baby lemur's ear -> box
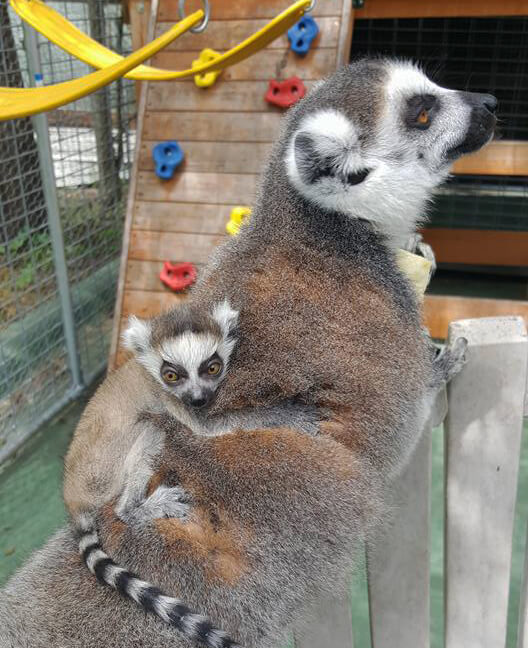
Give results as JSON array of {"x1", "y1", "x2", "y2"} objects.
[
  {"x1": 289, "y1": 109, "x2": 371, "y2": 187},
  {"x1": 212, "y1": 299, "x2": 239, "y2": 338},
  {"x1": 122, "y1": 315, "x2": 151, "y2": 354}
]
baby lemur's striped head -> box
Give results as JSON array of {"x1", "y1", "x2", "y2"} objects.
[{"x1": 123, "y1": 300, "x2": 238, "y2": 410}]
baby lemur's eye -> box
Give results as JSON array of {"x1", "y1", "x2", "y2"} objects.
[
  {"x1": 207, "y1": 360, "x2": 223, "y2": 376},
  {"x1": 417, "y1": 110, "x2": 429, "y2": 125},
  {"x1": 161, "y1": 364, "x2": 182, "y2": 384}
]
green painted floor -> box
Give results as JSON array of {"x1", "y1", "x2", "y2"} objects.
[{"x1": 0, "y1": 390, "x2": 526, "y2": 647}]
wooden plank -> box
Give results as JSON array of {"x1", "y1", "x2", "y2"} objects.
[
  {"x1": 452, "y1": 141, "x2": 528, "y2": 177},
  {"x1": 139, "y1": 141, "x2": 272, "y2": 174},
  {"x1": 519, "y1": 521, "x2": 528, "y2": 648},
  {"x1": 424, "y1": 295, "x2": 528, "y2": 340},
  {"x1": 294, "y1": 594, "x2": 354, "y2": 648},
  {"x1": 422, "y1": 229, "x2": 528, "y2": 267},
  {"x1": 152, "y1": 48, "x2": 337, "y2": 81},
  {"x1": 129, "y1": 230, "x2": 224, "y2": 262},
  {"x1": 444, "y1": 316, "x2": 527, "y2": 648},
  {"x1": 354, "y1": 0, "x2": 528, "y2": 19},
  {"x1": 159, "y1": 0, "x2": 343, "y2": 21},
  {"x1": 147, "y1": 80, "x2": 316, "y2": 112},
  {"x1": 367, "y1": 421, "x2": 432, "y2": 648},
  {"x1": 155, "y1": 17, "x2": 341, "y2": 51},
  {"x1": 136, "y1": 171, "x2": 258, "y2": 204},
  {"x1": 134, "y1": 201, "x2": 231, "y2": 233},
  {"x1": 143, "y1": 111, "x2": 282, "y2": 142},
  {"x1": 122, "y1": 288, "x2": 185, "y2": 318},
  {"x1": 336, "y1": 0, "x2": 354, "y2": 66}
]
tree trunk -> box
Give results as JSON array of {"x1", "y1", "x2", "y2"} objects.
[{"x1": 0, "y1": 1, "x2": 47, "y2": 244}]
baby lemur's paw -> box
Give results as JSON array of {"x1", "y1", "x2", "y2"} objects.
[
  {"x1": 404, "y1": 233, "x2": 437, "y2": 276},
  {"x1": 120, "y1": 485, "x2": 192, "y2": 526},
  {"x1": 433, "y1": 336, "x2": 468, "y2": 385}
]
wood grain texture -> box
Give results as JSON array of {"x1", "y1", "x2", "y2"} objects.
[
  {"x1": 444, "y1": 317, "x2": 527, "y2": 648},
  {"x1": 139, "y1": 141, "x2": 272, "y2": 174},
  {"x1": 147, "y1": 80, "x2": 316, "y2": 112},
  {"x1": 129, "y1": 230, "x2": 224, "y2": 262},
  {"x1": 155, "y1": 17, "x2": 341, "y2": 51},
  {"x1": 367, "y1": 426, "x2": 431, "y2": 648},
  {"x1": 152, "y1": 48, "x2": 337, "y2": 81},
  {"x1": 122, "y1": 288, "x2": 185, "y2": 318},
  {"x1": 452, "y1": 141, "x2": 528, "y2": 177},
  {"x1": 143, "y1": 111, "x2": 282, "y2": 142},
  {"x1": 134, "y1": 201, "x2": 232, "y2": 233},
  {"x1": 424, "y1": 295, "x2": 528, "y2": 340},
  {"x1": 421, "y1": 229, "x2": 528, "y2": 267},
  {"x1": 354, "y1": 0, "x2": 528, "y2": 18},
  {"x1": 159, "y1": 0, "x2": 343, "y2": 21},
  {"x1": 136, "y1": 171, "x2": 258, "y2": 204}
]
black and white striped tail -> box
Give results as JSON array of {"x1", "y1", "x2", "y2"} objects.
[{"x1": 76, "y1": 517, "x2": 239, "y2": 648}]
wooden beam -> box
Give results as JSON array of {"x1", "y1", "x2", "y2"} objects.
[
  {"x1": 452, "y1": 141, "x2": 528, "y2": 177},
  {"x1": 155, "y1": 17, "x2": 341, "y2": 51},
  {"x1": 354, "y1": 0, "x2": 528, "y2": 19},
  {"x1": 143, "y1": 111, "x2": 282, "y2": 142},
  {"x1": 423, "y1": 295, "x2": 528, "y2": 340},
  {"x1": 159, "y1": 0, "x2": 343, "y2": 21},
  {"x1": 152, "y1": 48, "x2": 336, "y2": 81},
  {"x1": 421, "y1": 229, "x2": 528, "y2": 267}
]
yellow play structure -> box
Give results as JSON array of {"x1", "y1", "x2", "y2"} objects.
[{"x1": 0, "y1": 0, "x2": 314, "y2": 120}]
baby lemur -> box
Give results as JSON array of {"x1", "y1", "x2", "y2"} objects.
[
  {"x1": 1, "y1": 58, "x2": 495, "y2": 648},
  {"x1": 63, "y1": 299, "x2": 320, "y2": 648}
]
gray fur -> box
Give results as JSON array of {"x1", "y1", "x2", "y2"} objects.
[{"x1": 0, "y1": 58, "x2": 494, "y2": 648}]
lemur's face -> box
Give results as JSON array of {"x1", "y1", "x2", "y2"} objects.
[
  {"x1": 285, "y1": 59, "x2": 497, "y2": 244},
  {"x1": 123, "y1": 300, "x2": 238, "y2": 410}
]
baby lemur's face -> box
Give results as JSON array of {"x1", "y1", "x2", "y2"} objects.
[{"x1": 123, "y1": 300, "x2": 238, "y2": 410}]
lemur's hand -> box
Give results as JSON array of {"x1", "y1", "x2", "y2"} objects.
[{"x1": 432, "y1": 336, "x2": 468, "y2": 386}]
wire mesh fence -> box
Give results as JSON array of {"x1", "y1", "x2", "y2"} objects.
[{"x1": 0, "y1": 0, "x2": 136, "y2": 463}]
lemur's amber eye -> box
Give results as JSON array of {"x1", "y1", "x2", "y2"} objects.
[
  {"x1": 162, "y1": 367, "x2": 180, "y2": 383},
  {"x1": 417, "y1": 110, "x2": 429, "y2": 125},
  {"x1": 207, "y1": 361, "x2": 222, "y2": 376}
]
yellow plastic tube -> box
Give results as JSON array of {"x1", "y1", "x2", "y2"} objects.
[
  {"x1": 0, "y1": 11, "x2": 203, "y2": 121},
  {"x1": 9, "y1": 0, "x2": 312, "y2": 81}
]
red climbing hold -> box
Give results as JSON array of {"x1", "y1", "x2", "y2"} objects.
[
  {"x1": 159, "y1": 261, "x2": 197, "y2": 292},
  {"x1": 265, "y1": 76, "x2": 306, "y2": 109}
]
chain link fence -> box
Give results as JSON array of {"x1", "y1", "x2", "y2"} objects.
[{"x1": 0, "y1": 0, "x2": 136, "y2": 463}]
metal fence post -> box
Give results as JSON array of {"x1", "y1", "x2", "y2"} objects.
[{"x1": 22, "y1": 23, "x2": 83, "y2": 391}]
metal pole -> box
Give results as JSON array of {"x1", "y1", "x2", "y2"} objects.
[{"x1": 22, "y1": 23, "x2": 84, "y2": 390}]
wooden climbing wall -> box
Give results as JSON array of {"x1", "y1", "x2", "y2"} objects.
[
  {"x1": 112, "y1": 0, "x2": 528, "y2": 367},
  {"x1": 110, "y1": 0, "x2": 353, "y2": 368}
]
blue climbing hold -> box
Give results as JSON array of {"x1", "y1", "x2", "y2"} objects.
[
  {"x1": 287, "y1": 15, "x2": 319, "y2": 56},
  {"x1": 153, "y1": 141, "x2": 184, "y2": 180}
]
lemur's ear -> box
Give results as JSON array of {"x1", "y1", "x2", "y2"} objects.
[
  {"x1": 291, "y1": 109, "x2": 370, "y2": 186},
  {"x1": 122, "y1": 315, "x2": 151, "y2": 354},
  {"x1": 212, "y1": 299, "x2": 239, "y2": 338}
]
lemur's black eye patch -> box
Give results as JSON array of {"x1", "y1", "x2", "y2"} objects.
[{"x1": 405, "y1": 94, "x2": 438, "y2": 130}]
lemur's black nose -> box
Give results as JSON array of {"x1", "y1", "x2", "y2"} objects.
[
  {"x1": 190, "y1": 397, "x2": 207, "y2": 408},
  {"x1": 482, "y1": 94, "x2": 498, "y2": 114}
]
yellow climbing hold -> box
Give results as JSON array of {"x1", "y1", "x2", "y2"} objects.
[
  {"x1": 226, "y1": 207, "x2": 252, "y2": 236},
  {"x1": 193, "y1": 49, "x2": 223, "y2": 88}
]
